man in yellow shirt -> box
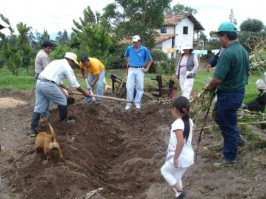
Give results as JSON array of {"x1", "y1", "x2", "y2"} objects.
[{"x1": 80, "y1": 57, "x2": 105, "y2": 104}]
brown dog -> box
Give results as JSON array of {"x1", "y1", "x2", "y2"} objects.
[{"x1": 35, "y1": 123, "x2": 63, "y2": 160}]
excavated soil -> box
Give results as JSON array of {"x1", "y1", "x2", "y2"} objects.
[{"x1": 0, "y1": 89, "x2": 266, "y2": 199}]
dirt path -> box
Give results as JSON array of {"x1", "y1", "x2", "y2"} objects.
[{"x1": 0, "y1": 89, "x2": 266, "y2": 199}]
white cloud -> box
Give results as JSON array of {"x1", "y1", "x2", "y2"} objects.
[{"x1": 1, "y1": 0, "x2": 265, "y2": 36}]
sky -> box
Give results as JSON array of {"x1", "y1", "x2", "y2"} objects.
[{"x1": 0, "y1": 0, "x2": 265, "y2": 37}]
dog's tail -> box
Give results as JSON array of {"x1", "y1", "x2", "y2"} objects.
[{"x1": 48, "y1": 123, "x2": 56, "y2": 141}]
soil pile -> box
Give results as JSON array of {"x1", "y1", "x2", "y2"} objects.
[{"x1": 1, "y1": 90, "x2": 266, "y2": 199}]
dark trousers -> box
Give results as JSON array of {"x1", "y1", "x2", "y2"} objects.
[{"x1": 216, "y1": 89, "x2": 245, "y2": 161}]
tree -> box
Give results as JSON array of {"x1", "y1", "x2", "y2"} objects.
[
  {"x1": 240, "y1": 18, "x2": 264, "y2": 32},
  {"x1": 165, "y1": 3, "x2": 197, "y2": 15},
  {"x1": 55, "y1": 30, "x2": 69, "y2": 45},
  {"x1": 0, "y1": 22, "x2": 32, "y2": 75},
  {"x1": 70, "y1": 6, "x2": 112, "y2": 62},
  {"x1": 102, "y1": 0, "x2": 171, "y2": 48},
  {"x1": 229, "y1": 9, "x2": 237, "y2": 25}
]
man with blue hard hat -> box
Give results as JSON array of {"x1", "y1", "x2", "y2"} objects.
[{"x1": 205, "y1": 22, "x2": 250, "y2": 166}]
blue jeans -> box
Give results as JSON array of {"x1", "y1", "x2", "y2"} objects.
[
  {"x1": 35, "y1": 75, "x2": 50, "y2": 115},
  {"x1": 216, "y1": 89, "x2": 245, "y2": 161},
  {"x1": 34, "y1": 80, "x2": 67, "y2": 113},
  {"x1": 85, "y1": 71, "x2": 105, "y2": 104}
]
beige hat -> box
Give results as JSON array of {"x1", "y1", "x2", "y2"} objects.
[
  {"x1": 64, "y1": 52, "x2": 79, "y2": 65},
  {"x1": 182, "y1": 42, "x2": 193, "y2": 50},
  {"x1": 132, "y1": 35, "x2": 141, "y2": 42}
]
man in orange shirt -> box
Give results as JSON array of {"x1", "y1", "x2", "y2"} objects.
[{"x1": 80, "y1": 57, "x2": 105, "y2": 104}]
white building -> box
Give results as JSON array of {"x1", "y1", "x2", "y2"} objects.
[{"x1": 155, "y1": 14, "x2": 205, "y2": 58}]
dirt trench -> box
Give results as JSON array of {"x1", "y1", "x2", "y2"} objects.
[{"x1": 1, "y1": 89, "x2": 266, "y2": 199}]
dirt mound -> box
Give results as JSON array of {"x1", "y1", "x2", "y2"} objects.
[
  {"x1": 1, "y1": 90, "x2": 266, "y2": 199},
  {"x1": 2, "y1": 99, "x2": 172, "y2": 199}
]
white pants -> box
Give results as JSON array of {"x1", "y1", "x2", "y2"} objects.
[
  {"x1": 126, "y1": 68, "x2": 144, "y2": 107},
  {"x1": 161, "y1": 160, "x2": 187, "y2": 187},
  {"x1": 179, "y1": 71, "x2": 194, "y2": 100}
]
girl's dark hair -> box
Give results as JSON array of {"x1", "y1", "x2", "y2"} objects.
[{"x1": 172, "y1": 96, "x2": 190, "y2": 141}]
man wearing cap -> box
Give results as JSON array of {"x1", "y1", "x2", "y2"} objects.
[
  {"x1": 124, "y1": 35, "x2": 153, "y2": 110},
  {"x1": 205, "y1": 22, "x2": 250, "y2": 166},
  {"x1": 79, "y1": 57, "x2": 105, "y2": 104},
  {"x1": 30, "y1": 52, "x2": 90, "y2": 137},
  {"x1": 176, "y1": 42, "x2": 199, "y2": 99}
]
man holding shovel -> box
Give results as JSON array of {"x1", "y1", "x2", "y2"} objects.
[
  {"x1": 79, "y1": 57, "x2": 105, "y2": 104},
  {"x1": 31, "y1": 52, "x2": 90, "y2": 137}
]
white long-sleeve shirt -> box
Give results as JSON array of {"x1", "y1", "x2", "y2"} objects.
[{"x1": 39, "y1": 59, "x2": 80, "y2": 88}]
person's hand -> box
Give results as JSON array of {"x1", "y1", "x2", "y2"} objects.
[
  {"x1": 174, "y1": 158, "x2": 179, "y2": 168},
  {"x1": 87, "y1": 84, "x2": 92, "y2": 90},
  {"x1": 142, "y1": 68, "x2": 149, "y2": 73},
  {"x1": 66, "y1": 88, "x2": 73, "y2": 95},
  {"x1": 83, "y1": 91, "x2": 90, "y2": 97},
  {"x1": 186, "y1": 73, "x2": 193, "y2": 78},
  {"x1": 206, "y1": 64, "x2": 211, "y2": 72}
]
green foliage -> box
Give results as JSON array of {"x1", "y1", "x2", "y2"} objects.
[
  {"x1": 165, "y1": 3, "x2": 197, "y2": 15},
  {"x1": 70, "y1": 6, "x2": 112, "y2": 63},
  {"x1": 0, "y1": 22, "x2": 32, "y2": 76},
  {"x1": 238, "y1": 31, "x2": 266, "y2": 52},
  {"x1": 55, "y1": 30, "x2": 69, "y2": 45},
  {"x1": 103, "y1": 0, "x2": 171, "y2": 48},
  {"x1": 50, "y1": 44, "x2": 73, "y2": 60},
  {"x1": 240, "y1": 18, "x2": 264, "y2": 32},
  {"x1": 150, "y1": 49, "x2": 176, "y2": 75}
]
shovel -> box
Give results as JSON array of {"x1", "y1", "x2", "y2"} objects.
[{"x1": 85, "y1": 80, "x2": 96, "y2": 102}]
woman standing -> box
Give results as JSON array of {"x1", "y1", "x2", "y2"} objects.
[{"x1": 176, "y1": 43, "x2": 199, "y2": 99}]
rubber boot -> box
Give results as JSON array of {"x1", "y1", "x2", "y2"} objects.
[
  {"x1": 58, "y1": 105, "x2": 68, "y2": 122},
  {"x1": 31, "y1": 112, "x2": 41, "y2": 135}
]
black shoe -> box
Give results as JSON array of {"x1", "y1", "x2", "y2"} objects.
[
  {"x1": 213, "y1": 159, "x2": 236, "y2": 167},
  {"x1": 175, "y1": 190, "x2": 187, "y2": 199}
]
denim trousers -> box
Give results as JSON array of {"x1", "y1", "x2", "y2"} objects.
[
  {"x1": 126, "y1": 68, "x2": 144, "y2": 107},
  {"x1": 85, "y1": 71, "x2": 105, "y2": 104},
  {"x1": 34, "y1": 80, "x2": 67, "y2": 113},
  {"x1": 216, "y1": 89, "x2": 245, "y2": 161}
]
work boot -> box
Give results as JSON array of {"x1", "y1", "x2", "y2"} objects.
[
  {"x1": 58, "y1": 105, "x2": 68, "y2": 122},
  {"x1": 31, "y1": 112, "x2": 41, "y2": 136},
  {"x1": 58, "y1": 105, "x2": 75, "y2": 123}
]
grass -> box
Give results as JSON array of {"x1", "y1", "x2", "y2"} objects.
[{"x1": 0, "y1": 66, "x2": 263, "y2": 104}]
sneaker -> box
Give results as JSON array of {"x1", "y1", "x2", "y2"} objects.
[
  {"x1": 135, "y1": 104, "x2": 141, "y2": 109},
  {"x1": 125, "y1": 105, "x2": 131, "y2": 110},
  {"x1": 213, "y1": 159, "x2": 236, "y2": 167},
  {"x1": 30, "y1": 133, "x2": 37, "y2": 137}
]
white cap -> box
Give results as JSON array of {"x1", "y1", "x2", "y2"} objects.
[
  {"x1": 182, "y1": 42, "x2": 193, "y2": 50},
  {"x1": 64, "y1": 52, "x2": 79, "y2": 65},
  {"x1": 256, "y1": 79, "x2": 266, "y2": 90},
  {"x1": 132, "y1": 35, "x2": 141, "y2": 42}
]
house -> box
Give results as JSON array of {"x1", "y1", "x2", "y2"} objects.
[{"x1": 155, "y1": 14, "x2": 205, "y2": 58}]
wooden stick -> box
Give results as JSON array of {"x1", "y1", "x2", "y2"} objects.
[
  {"x1": 195, "y1": 120, "x2": 266, "y2": 131},
  {"x1": 117, "y1": 67, "x2": 128, "y2": 94},
  {"x1": 72, "y1": 91, "x2": 133, "y2": 103}
]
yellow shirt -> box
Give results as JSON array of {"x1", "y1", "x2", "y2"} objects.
[{"x1": 79, "y1": 57, "x2": 105, "y2": 75}]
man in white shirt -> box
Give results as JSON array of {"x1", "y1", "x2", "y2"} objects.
[{"x1": 31, "y1": 52, "x2": 90, "y2": 137}]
